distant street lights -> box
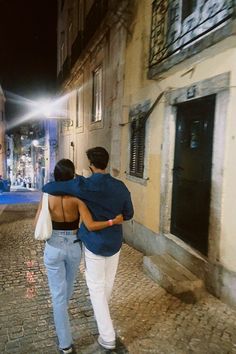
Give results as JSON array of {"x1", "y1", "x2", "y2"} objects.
[
  {"x1": 31, "y1": 96, "x2": 74, "y2": 185},
  {"x1": 32, "y1": 139, "x2": 47, "y2": 150}
]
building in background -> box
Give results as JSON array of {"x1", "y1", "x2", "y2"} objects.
[
  {"x1": 6, "y1": 134, "x2": 13, "y2": 182},
  {"x1": 0, "y1": 85, "x2": 6, "y2": 178},
  {"x1": 7, "y1": 122, "x2": 46, "y2": 189},
  {"x1": 56, "y1": 0, "x2": 131, "y2": 175},
  {"x1": 43, "y1": 119, "x2": 58, "y2": 183}
]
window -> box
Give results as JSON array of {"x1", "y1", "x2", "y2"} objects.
[
  {"x1": 61, "y1": 43, "x2": 65, "y2": 66},
  {"x1": 68, "y1": 6, "x2": 74, "y2": 53},
  {"x1": 78, "y1": 0, "x2": 84, "y2": 31},
  {"x1": 61, "y1": 0, "x2": 65, "y2": 12},
  {"x1": 181, "y1": 0, "x2": 197, "y2": 22},
  {"x1": 68, "y1": 22, "x2": 73, "y2": 54},
  {"x1": 149, "y1": 0, "x2": 234, "y2": 71},
  {"x1": 76, "y1": 90, "x2": 80, "y2": 128},
  {"x1": 92, "y1": 66, "x2": 102, "y2": 122},
  {"x1": 76, "y1": 87, "x2": 83, "y2": 128},
  {"x1": 129, "y1": 115, "x2": 146, "y2": 178},
  {"x1": 60, "y1": 31, "x2": 65, "y2": 66}
]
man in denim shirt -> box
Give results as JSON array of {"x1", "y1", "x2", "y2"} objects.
[{"x1": 43, "y1": 147, "x2": 134, "y2": 350}]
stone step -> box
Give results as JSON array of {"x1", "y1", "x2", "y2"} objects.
[{"x1": 143, "y1": 253, "x2": 206, "y2": 303}]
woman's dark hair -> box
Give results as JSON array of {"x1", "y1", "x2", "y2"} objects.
[
  {"x1": 54, "y1": 159, "x2": 75, "y2": 181},
  {"x1": 86, "y1": 147, "x2": 109, "y2": 170}
]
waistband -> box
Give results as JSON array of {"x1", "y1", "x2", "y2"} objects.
[{"x1": 52, "y1": 229, "x2": 77, "y2": 236}]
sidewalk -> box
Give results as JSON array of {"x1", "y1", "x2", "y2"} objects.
[{"x1": 1, "y1": 207, "x2": 236, "y2": 353}]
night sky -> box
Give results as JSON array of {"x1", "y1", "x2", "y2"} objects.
[{"x1": 0, "y1": 0, "x2": 57, "y2": 122}]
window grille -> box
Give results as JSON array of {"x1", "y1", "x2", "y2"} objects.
[
  {"x1": 149, "y1": 0, "x2": 234, "y2": 68},
  {"x1": 181, "y1": 0, "x2": 197, "y2": 22}
]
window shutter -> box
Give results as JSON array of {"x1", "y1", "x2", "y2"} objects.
[{"x1": 130, "y1": 117, "x2": 146, "y2": 178}]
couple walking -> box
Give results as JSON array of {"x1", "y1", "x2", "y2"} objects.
[{"x1": 35, "y1": 147, "x2": 133, "y2": 353}]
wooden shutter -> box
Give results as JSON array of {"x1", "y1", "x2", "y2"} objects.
[{"x1": 130, "y1": 117, "x2": 146, "y2": 178}]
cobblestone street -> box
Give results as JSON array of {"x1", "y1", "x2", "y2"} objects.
[{"x1": 1, "y1": 204, "x2": 236, "y2": 353}]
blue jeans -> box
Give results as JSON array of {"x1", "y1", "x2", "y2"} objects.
[{"x1": 44, "y1": 230, "x2": 81, "y2": 349}]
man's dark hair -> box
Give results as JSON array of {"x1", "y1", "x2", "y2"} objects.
[
  {"x1": 86, "y1": 147, "x2": 109, "y2": 170},
  {"x1": 54, "y1": 159, "x2": 75, "y2": 181}
]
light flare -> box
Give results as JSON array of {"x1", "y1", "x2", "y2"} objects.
[{"x1": 6, "y1": 91, "x2": 75, "y2": 130}]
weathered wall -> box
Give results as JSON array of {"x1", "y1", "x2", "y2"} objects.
[
  {"x1": 58, "y1": 4, "x2": 128, "y2": 177},
  {"x1": 120, "y1": 0, "x2": 236, "y2": 300}
]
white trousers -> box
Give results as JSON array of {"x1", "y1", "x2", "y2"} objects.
[{"x1": 84, "y1": 247, "x2": 120, "y2": 342}]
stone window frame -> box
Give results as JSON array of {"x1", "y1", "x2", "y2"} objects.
[{"x1": 160, "y1": 72, "x2": 230, "y2": 262}]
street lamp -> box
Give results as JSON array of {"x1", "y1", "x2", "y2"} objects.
[{"x1": 32, "y1": 139, "x2": 47, "y2": 150}]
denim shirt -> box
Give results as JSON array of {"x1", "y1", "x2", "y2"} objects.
[{"x1": 43, "y1": 173, "x2": 134, "y2": 256}]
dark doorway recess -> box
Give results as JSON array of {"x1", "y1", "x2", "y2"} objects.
[{"x1": 171, "y1": 95, "x2": 216, "y2": 255}]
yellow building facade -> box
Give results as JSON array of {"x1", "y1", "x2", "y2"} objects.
[
  {"x1": 56, "y1": 0, "x2": 236, "y2": 306},
  {"x1": 120, "y1": 0, "x2": 236, "y2": 306}
]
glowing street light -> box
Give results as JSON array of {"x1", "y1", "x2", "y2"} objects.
[
  {"x1": 36, "y1": 95, "x2": 73, "y2": 127},
  {"x1": 32, "y1": 139, "x2": 47, "y2": 150},
  {"x1": 7, "y1": 91, "x2": 74, "y2": 130},
  {"x1": 37, "y1": 99, "x2": 53, "y2": 118},
  {"x1": 32, "y1": 139, "x2": 39, "y2": 147}
]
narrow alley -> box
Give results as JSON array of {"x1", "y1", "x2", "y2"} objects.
[{"x1": 1, "y1": 203, "x2": 236, "y2": 354}]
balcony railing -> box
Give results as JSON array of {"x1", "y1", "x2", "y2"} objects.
[{"x1": 149, "y1": 0, "x2": 235, "y2": 69}]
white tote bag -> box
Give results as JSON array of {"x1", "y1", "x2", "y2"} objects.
[{"x1": 34, "y1": 193, "x2": 52, "y2": 241}]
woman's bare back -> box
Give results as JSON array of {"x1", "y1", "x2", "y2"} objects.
[{"x1": 48, "y1": 195, "x2": 79, "y2": 222}]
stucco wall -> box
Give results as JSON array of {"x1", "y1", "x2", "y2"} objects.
[
  {"x1": 121, "y1": 0, "x2": 236, "y2": 272},
  {"x1": 58, "y1": 21, "x2": 127, "y2": 178},
  {"x1": 220, "y1": 81, "x2": 236, "y2": 271}
]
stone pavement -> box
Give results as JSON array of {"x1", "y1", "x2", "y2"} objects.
[{"x1": 1, "y1": 205, "x2": 236, "y2": 353}]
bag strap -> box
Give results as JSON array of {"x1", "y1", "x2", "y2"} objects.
[{"x1": 42, "y1": 193, "x2": 49, "y2": 211}]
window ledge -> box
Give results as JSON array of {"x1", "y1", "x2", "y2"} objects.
[
  {"x1": 125, "y1": 173, "x2": 148, "y2": 186},
  {"x1": 89, "y1": 120, "x2": 103, "y2": 131},
  {"x1": 75, "y1": 125, "x2": 84, "y2": 134}
]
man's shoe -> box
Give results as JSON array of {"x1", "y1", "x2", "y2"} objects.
[
  {"x1": 60, "y1": 344, "x2": 76, "y2": 354},
  {"x1": 98, "y1": 336, "x2": 116, "y2": 350}
]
